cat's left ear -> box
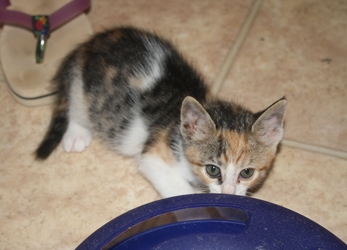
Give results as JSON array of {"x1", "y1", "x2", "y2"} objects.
[
  {"x1": 252, "y1": 97, "x2": 287, "y2": 146},
  {"x1": 180, "y1": 96, "x2": 216, "y2": 142}
]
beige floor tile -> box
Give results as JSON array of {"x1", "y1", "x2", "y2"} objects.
[
  {"x1": 253, "y1": 146, "x2": 347, "y2": 243},
  {"x1": 218, "y1": 0, "x2": 347, "y2": 152}
]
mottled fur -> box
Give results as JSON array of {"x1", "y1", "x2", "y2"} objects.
[{"x1": 36, "y1": 27, "x2": 286, "y2": 198}]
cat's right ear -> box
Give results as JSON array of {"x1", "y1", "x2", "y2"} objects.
[
  {"x1": 180, "y1": 96, "x2": 216, "y2": 142},
  {"x1": 252, "y1": 97, "x2": 287, "y2": 147}
]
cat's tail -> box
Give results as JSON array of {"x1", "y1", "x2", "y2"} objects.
[
  {"x1": 35, "y1": 52, "x2": 77, "y2": 160},
  {"x1": 35, "y1": 100, "x2": 69, "y2": 160}
]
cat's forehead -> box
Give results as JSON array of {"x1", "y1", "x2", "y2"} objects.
[
  {"x1": 185, "y1": 130, "x2": 250, "y2": 165},
  {"x1": 205, "y1": 101, "x2": 254, "y2": 132},
  {"x1": 219, "y1": 129, "x2": 276, "y2": 170},
  {"x1": 220, "y1": 130, "x2": 248, "y2": 150},
  {"x1": 219, "y1": 130, "x2": 249, "y2": 166}
]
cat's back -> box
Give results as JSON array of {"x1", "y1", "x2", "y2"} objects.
[
  {"x1": 79, "y1": 27, "x2": 207, "y2": 98},
  {"x1": 78, "y1": 27, "x2": 168, "y2": 91},
  {"x1": 68, "y1": 27, "x2": 209, "y2": 153},
  {"x1": 75, "y1": 27, "x2": 208, "y2": 122}
]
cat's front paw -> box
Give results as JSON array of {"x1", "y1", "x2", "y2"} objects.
[{"x1": 62, "y1": 122, "x2": 92, "y2": 153}]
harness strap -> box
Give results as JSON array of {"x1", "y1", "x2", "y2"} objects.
[{"x1": 0, "y1": 0, "x2": 91, "y2": 63}]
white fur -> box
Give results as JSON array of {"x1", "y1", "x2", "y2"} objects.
[
  {"x1": 118, "y1": 115, "x2": 149, "y2": 157},
  {"x1": 138, "y1": 58, "x2": 163, "y2": 90},
  {"x1": 209, "y1": 182, "x2": 223, "y2": 194},
  {"x1": 208, "y1": 162, "x2": 248, "y2": 196},
  {"x1": 235, "y1": 184, "x2": 248, "y2": 196},
  {"x1": 175, "y1": 143, "x2": 199, "y2": 185},
  {"x1": 63, "y1": 121, "x2": 92, "y2": 152},
  {"x1": 176, "y1": 157, "x2": 198, "y2": 186},
  {"x1": 221, "y1": 163, "x2": 238, "y2": 194},
  {"x1": 136, "y1": 38, "x2": 165, "y2": 90},
  {"x1": 139, "y1": 155, "x2": 195, "y2": 198},
  {"x1": 62, "y1": 70, "x2": 93, "y2": 153}
]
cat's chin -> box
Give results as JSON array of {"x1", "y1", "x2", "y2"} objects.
[{"x1": 193, "y1": 181, "x2": 249, "y2": 196}]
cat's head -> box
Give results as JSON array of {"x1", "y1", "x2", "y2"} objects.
[{"x1": 180, "y1": 96, "x2": 286, "y2": 196}]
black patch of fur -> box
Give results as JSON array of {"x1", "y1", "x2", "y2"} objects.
[
  {"x1": 204, "y1": 100, "x2": 255, "y2": 133},
  {"x1": 35, "y1": 111, "x2": 68, "y2": 159}
]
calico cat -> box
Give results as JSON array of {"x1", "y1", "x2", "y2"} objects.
[{"x1": 35, "y1": 27, "x2": 286, "y2": 198}]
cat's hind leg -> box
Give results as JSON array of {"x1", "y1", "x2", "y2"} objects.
[
  {"x1": 35, "y1": 51, "x2": 92, "y2": 159},
  {"x1": 62, "y1": 72, "x2": 93, "y2": 153}
]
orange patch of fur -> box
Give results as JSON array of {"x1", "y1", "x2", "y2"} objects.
[
  {"x1": 146, "y1": 130, "x2": 176, "y2": 165},
  {"x1": 220, "y1": 130, "x2": 249, "y2": 166},
  {"x1": 104, "y1": 66, "x2": 118, "y2": 91},
  {"x1": 128, "y1": 76, "x2": 145, "y2": 89},
  {"x1": 107, "y1": 29, "x2": 125, "y2": 42}
]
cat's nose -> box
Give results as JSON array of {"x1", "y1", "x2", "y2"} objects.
[{"x1": 222, "y1": 183, "x2": 236, "y2": 194}]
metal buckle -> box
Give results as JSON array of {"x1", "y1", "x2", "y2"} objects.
[{"x1": 32, "y1": 15, "x2": 50, "y2": 63}]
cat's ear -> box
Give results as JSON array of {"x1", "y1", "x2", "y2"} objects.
[
  {"x1": 252, "y1": 98, "x2": 287, "y2": 146},
  {"x1": 180, "y1": 96, "x2": 216, "y2": 142}
]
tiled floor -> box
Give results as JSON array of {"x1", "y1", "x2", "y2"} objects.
[
  {"x1": 219, "y1": 0, "x2": 347, "y2": 152},
  {"x1": 0, "y1": 0, "x2": 346, "y2": 249}
]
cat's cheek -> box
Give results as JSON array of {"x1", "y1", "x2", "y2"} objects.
[
  {"x1": 208, "y1": 183, "x2": 222, "y2": 194},
  {"x1": 235, "y1": 184, "x2": 248, "y2": 196}
]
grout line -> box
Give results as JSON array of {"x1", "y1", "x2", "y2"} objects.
[
  {"x1": 211, "y1": 0, "x2": 347, "y2": 160},
  {"x1": 282, "y1": 139, "x2": 347, "y2": 160},
  {"x1": 211, "y1": 0, "x2": 265, "y2": 95}
]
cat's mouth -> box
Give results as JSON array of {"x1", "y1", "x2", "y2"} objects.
[{"x1": 191, "y1": 182, "x2": 210, "y2": 194}]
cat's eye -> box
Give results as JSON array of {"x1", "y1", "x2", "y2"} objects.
[
  {"x1": 239, "y1": 168, "x2": 255, "y2": 179},
  {"x1": 206, "y1": 165, "x2": 221, "y2": 178}
]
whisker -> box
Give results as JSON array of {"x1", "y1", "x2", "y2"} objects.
[{"x1": 246, "y1": 190, "x2": 255, "y2": 196}]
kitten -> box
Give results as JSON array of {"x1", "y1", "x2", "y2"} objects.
[{"x1": 35, "y1": 27, "x2": 286, "y2": 198}]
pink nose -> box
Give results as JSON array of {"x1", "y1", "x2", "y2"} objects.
[{"x1": 222, "y1": 183, "x2": 235, "y2": 194}]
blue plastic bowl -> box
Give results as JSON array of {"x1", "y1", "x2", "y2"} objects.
[{"x1": 76, "y1": 194, "x2": 347, "y2": 250}]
